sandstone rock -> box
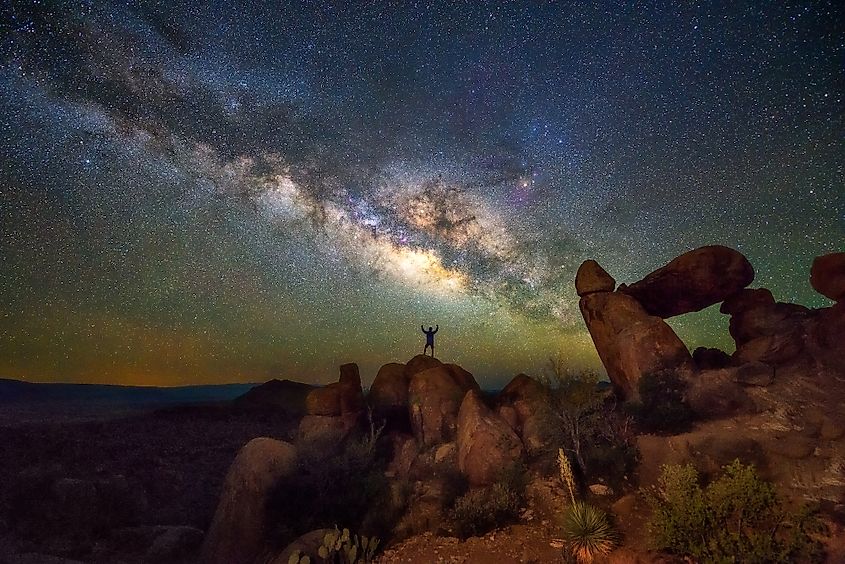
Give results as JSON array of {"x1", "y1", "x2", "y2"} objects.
[
  {"x1": 297, "y1": 413, "x2": 359, "y2": 448},
  {"x1": 405, "y1": 354, "x2": 443, "y2": 378},
  {"x1": 687, "y1": 369, "x2": 756, "y2": 419},
  {"x1": 305, "y1": 364, "x2": 364, "y2": 417},
  {"x1": 387, "y1": 433, "x2": 418, "y2": 478},
  {"x1": 579, "y1": 291, "x2": 692, "y2": 399},
  {"x1": 733, "y1": 332, "x2": 804, "y2": 365},
  {"x1": 767, "y1": 432, "x2": 816, "y2": 460},
  {"x1": 369, "y1": 362, "x2": 410, "y2": 409},
  {"x1": 305, "y1": 385, "x2": 341, "y2": 416},
  {"x1": 575, "y1": 259, "x2": 616, "y2": 296},
  {"x1": 338, "y1": 363, "x2": 365, "y2": 414},
  {"x1": 692, "y1": 347, "x2": 732, "y2": 370},
  {"x1": 620, "y1": 245, "x2": 754, "y2": 318},
  {"x1": 810, "y1": 252, "x2": 845, "y2": 302},
  {"x1": 728, "y1": 301, "x2": 811, "y2": 347},
  {"x1": 496, "y1": 404, "x2": 519, "y2": 431},
  {"x1": 201, "y1": 437, "x2": 297, "y2": 564},
  {"x1": 408, "y1": 365, "x2": 466, "y2": 446},
  {"x1": 588, "y1": 483, "x2": 612, "y2": 496},
  {"x1": 145, "y1": 526, "x2": 203, "y2": 562},
  {"x1": 806, "y1": 302, "x2": 845, "y2": 373},
  {"x1": 720, "y1": 288, "x2": 775, "y2": 315},
  {"x1": 445, "y1": 363, "x2": 480, "y2": 392},
  {"x1": 456, "y1": 390, "x2": 524, "y2": 486},
  {"x1": 434, "y1": 442, "x2": 457, "y2": 465},
  {"x1": 732, "y1": 361, "x2": 775, "y2": 387},
  {"x1": 614, "y1": 318, "x2": 693, "y2": 397}
]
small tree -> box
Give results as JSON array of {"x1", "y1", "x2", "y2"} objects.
[{"x1": 539, "y1": 353, "x2": 604, "y2": 476}]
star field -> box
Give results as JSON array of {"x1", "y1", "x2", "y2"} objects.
[{"x1": 1, "y1": 1, "x2": 842, "y2": 386}]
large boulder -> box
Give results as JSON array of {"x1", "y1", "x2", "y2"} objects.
[
  {"x1": 304, "y1": 364, "x2": 364, "y2": 417},
  {"x1": 457, "y1": 390, "x2": 525, "y2": 486},
  {"x1": 201, "y1": 438, "x2": 297, "y2": 564},
  {"x1": 497, "y1": 374, "x2": 550, "y2": 454},
  {"x1": 408, "y1": 365, "x2": 466, "y2": 446},
  {"x1": 620, "y1": 245, "x2": 754, "y2": 318},
  {"x1": 404, "y1": 354, "x2": 443, "y2": 377},
  {"x1": 692, "y1": 347, "x2": 732, "y2": 370},
  {"x1": 575, "y1": 259, "x2": 616, "y2": 296},
  {"x1": 810, "y1": 252, "x2": 845, "y2": 302},
  {"x1": 580, "y1": 291, "x2": 692, "y2": 399},
  {"x1": 297, "y1": 412, "x2": 360, "y2": 448},
  {"x1": 369, "y1": 362, "x2": 410, "y2": 410},
  {"x1": 444, "y1": 363, "x2": 480, "y2": 393}
]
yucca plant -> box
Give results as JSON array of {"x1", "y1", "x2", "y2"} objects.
[{"x1": 562, "y1": 501, "x2": 619, "y2": 563}]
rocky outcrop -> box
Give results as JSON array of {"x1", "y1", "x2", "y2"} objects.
[
  {"x1": 405, "y1": 354, "x2": 443, "y2": 378},
  {"x1": 457, "y1": 390, "x2": 524, "y2": 486},
  {"x1": 201, "y1": 438, "x2": 297, "y2": 564},
  {"x1": 497, "y1": 374, "x2": 549, "y2": 454},
  {"x1": 408, "y1": 365, "x2": 466, "y2": 447},
  {"x1": 579, "y1": 289, "x2": 692, "y2": 399},
  {"x1": 304, "y1": 363, "x2": 364, "y2": 417},
  {"x1": 620, "y1": 245, "x2": 754, "y2": 318},
  {"x1": 811, "y1": 252, "x2": 845, "y2": 302},
  {"x1": 369, "y1": 362, "x2": 410, "y2": 411},
  {"x1": 299, "y1": 364, "x2": 365, "y2": 446},
  {"x1": 692, "y1": 347, "x2": 732, "y2": 370},
  {"x1": 575, "y1": 259, "x2": 616, "y2": 296}
]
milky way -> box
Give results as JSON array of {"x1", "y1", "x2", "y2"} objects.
[{"x1": 1, "y1": 2, "x2": 842, "y2": 386}]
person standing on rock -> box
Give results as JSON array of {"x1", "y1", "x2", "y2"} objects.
[{"x1": 421, "y1": 325, "x2": 438, "y2": 357}]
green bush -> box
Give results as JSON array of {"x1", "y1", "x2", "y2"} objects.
[
  {"x1": 629, "y1": 369, "x2": 695, "y2": 434},
  {"x1": 448, "y1": 482, "x2": 522, "y2": 538},
  {"x1": 561, "y1": 501, "x2": 619, "y2": 563},
  {"x1": 647, "y1": 460, "x2": 824, "y2": 563}
]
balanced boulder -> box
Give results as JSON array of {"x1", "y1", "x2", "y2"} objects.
[
  {"x1": 457, "y1": 390, "x2": 524, "y2": 486},
  {"x1": 201, "y1": 438, "x2": 297, "y2": 564},
  {"x1": 579, "y1": 290, "x2": 691, "y2": 399},
  {"x1": 810, "y1": 252, "x2": 845, "y2": 302},
  {"x1": 620, "y1": 245, "x2": 754, "y2": 318},
  {"x1": 575, "y1": 259, "x2": 616, "y2": 296}
]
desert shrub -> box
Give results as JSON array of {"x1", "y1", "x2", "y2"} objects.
[
  {"x1": 446, "y1": 461, "x2": 528, "y2": 538},
  {"x1": 537, "y1": 356, "x2": 638, "y2": 490},
  {"x1": 267, "y1": 431, "x2": 395, "y2": 546},
  {"x1": 561, "y1": 501, "x2": 619, "y2": 563},
  {"x1": 448, "y1": 482, "x2": 522, "y2": 538},
  {"x1": 647, "y1": 460, "x2": 825, "y2": 563},
  {"x1": 629, "y1": 369, "x2": 695, "y2": 434}
]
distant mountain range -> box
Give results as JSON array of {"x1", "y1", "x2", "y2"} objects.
[{"x1": 0, "y1": 378, "x2": 260, "y2": 406}]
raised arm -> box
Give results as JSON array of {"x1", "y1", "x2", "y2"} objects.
[
  {"x1": 421, "y1": 325, "x2": 426, "y2": 334},
  {"x1": 433, "y1": 325, "x2": 439, "y2": 333}
]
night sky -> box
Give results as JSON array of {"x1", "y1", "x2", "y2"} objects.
[{"x1": 1, "y1": 1, "x2": 842, "y2": 387}]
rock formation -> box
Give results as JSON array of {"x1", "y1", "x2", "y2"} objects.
[
  {"x1": 201, "y1": 438, "x2": 297, "y2": 564},
  {"x1": 456, "y1": 390, "x2": 524, "y2": 486},
  {"x1": 579, "y1": 286, "x2": 692, "y2": 399},
  {"x1": 619, "y1": 245, "x2": 754, "y2": 318},
  {"x1": 575, "y1": 259, "x2": 616, "y2": 296},
  {"x1": 408, "y1": 365, "x2": 467, "y2": 447},
  {"x1": 369, "y1": 362, "x2": 410, "y2": 411},
  {"x1": 298, "y1": 364, "x2": 365, "y2": 446},
  {"x1": 811, "y1": 252, "x2": 845, "y2": 302},
  {"x1": 496, "y1": 374, "x2": 549, "y2": 454}
]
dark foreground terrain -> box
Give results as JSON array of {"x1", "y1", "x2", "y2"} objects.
[{"x1": 0, "y1": 380, "x2": 311, "y2": 563}]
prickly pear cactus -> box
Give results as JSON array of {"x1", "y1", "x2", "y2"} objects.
[{"x1": 314, "y1": 526, "x2": 380, "y2": 563}]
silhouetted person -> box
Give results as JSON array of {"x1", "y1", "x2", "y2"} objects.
[{"x1": 422, "y1": 325, "x2": 438, "y2": 357}]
